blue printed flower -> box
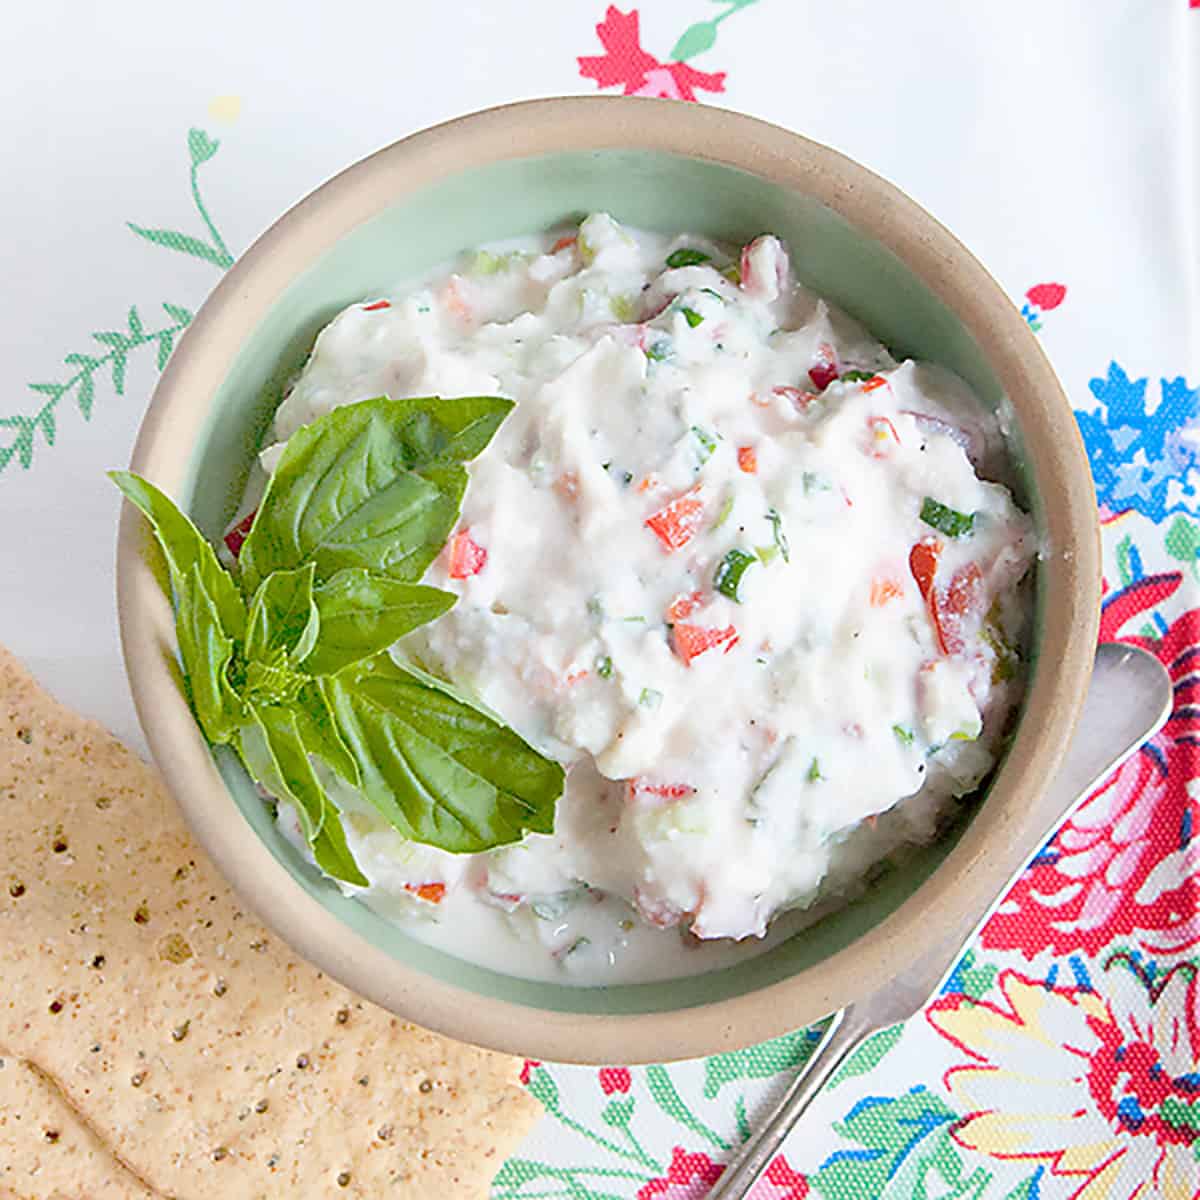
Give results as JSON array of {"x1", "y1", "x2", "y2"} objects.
[{"x1": 1074, "y1": 362, "x2": 1200, "y2": 522}]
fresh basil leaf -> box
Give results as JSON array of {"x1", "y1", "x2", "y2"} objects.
[
  {"x1": 175, "y1": 563, "x2": 244, "y2": 743},
  {"x1": 244, "y1": 657, "x2": 306, "y2": 708},
  {"x1": 110, "y1": 469, "x2": 246, "y2": 638},
  {"x1": 238, "y1": 705, "x2": 368, "y2": 886},
  {"x1": 294, "y1": 679, "x2": 362, "y2": 788},
  {"x1": 246, "y1": 563, "x2": 319, "y2": 665},
  {"x1": 325, "y1": 654, "x2": 563, "y2": 854},
  {"x1": 303, "y1": 568, "x2": 455, "y2": 677},
  {"x1": 239, "y1": 395, "x2": 511, "y2": 592}
]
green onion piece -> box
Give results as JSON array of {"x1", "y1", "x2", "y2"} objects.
[
  {"x1": 645, "y1": 338, "x2": 672, "y2": 362},
  {"x1": 587, "y1": 595, "x2": 605, "y2": 621},
  {"x1": 554, "y1": 935, "x2": 591, "y2": 962},
  {"x1": 722, "y1": 264, "x2": 741, "y2": 284},
  {"x1": 765, "y1": 508, "x2": 790, "y2": 562},
  {"x1": 714, "y1": 548, "x2": 757, "y2": 602},
  {"x1": 712, "y1": 491, "x2": 736, "y2": 530},
  {"x1": 755, "y1": 545, "x2": 778, "y2": 565},
  {"x1": 893, "y1": 724, "x2": 915, "y2": 746},
  {"x1": 802, "y1": 472, "x2": 831, "y2": 495},
  {"x1": 681, "y1": 307, "x2": 703, "y2": 328},
  {"x1": 920, "y1": 497, "x2": 975, "y2": 538},
  {"x1": 638, "y1": 687, "x2": 663, "y2": 710},
  {"x1": 980, "y1": 623, "x2": 1019, "y2": 683},
  {"x1": 807, "y1": 758, "x2": 822, "y2": 783},
  {"x1": 666, "y1": 248, "x2": 711, "y2": 269},
  {"x1": 700, "y1": 287, "x2": 725, "y2": 302},
  {"x1": 596, "y1": 655, "x2": 614, "y2": 679},
  {"x1": 839, "y1": 369, "x2": 875, "y2": 383},
  {"x1": 691, "y1": 426, "x2": 718, "y2": 464}
]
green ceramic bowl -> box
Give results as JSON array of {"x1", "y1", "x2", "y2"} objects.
[{"x1": 116, "y1": 97, "x2": 1099, "y2": 1064}]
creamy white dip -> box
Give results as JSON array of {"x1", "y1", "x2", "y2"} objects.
[{"x1": 253, "y1": 214, "x2": 1035, "y2": 984}]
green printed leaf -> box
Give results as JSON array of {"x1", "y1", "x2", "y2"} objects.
[
  {"x1": 27, "y1": 382, "x2": 64, "y2": 399},
  {"x1": 162, "y1": 302, "x2": 194, "y2": 325},
  {"x1": 109, "y1": 470, "x2": 246, "y2": 640},
  {"x1": 304, "y1": 568, "x2": 455, "y2": 676},
  {"x1": 238, "y1": 395, "x2": 512, "y2": 593},
  {"x1": 523, "y1": 1067, "x2": 559, "y2": 1110},
  {"x1": 601, "y1": 1097, "x2": 635, "y2": 1128},
  {"x1": 1115, "y1": 533, "x2": 1135, "y2": 586},
  {"x1": 156, "y1": 332, "x2": 174, "y2": 370},
  {"x1": 828, "y1": 1023, "x2": 903, "y2": 1089},
  {"x1": 670, "y1": 20, "x2": 718, "y2": 60},
  {"x1": 703, "y1": 1028, "x2": 816, "y2": 1098},
  {"x1": 811, "y1": 1088, "x2": 969, "y2": 1200},
  {"x1": 109, "y1": 349, "x2": 128, "y2": 396},
  {"x1": 188, "y1": 127, "x2": 220, "y2": 165},
  {"x1": 175, "y1": 563, "x2": 244, "y2": 744},
  {"x1": 1165, "y1": 516, "x2": 1200, "y2": 568},
  {"x1": 646, "y1": 1065, "x2": 729, "y2": 1150},
  {"x1": 92, "y1": 331, "x2": 132, "y2": 350},
  {"x1": 127, "y1": 223, "x2": 231, "y2": 268},
  {"x1": 324, "y1": 653, "x2": 563, "y2": 854},
  {"x1": 127, "y1": 306, "x2": 144, "y2": 338},
  {"x1": 246, "y1": 563, "x2": 320, "y2": 666},
  {"x1": 76, "y1": 373, "x2": 95, "y2": 419}
]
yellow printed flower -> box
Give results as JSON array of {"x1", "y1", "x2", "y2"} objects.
[{"x1": 928, "y1": 966, "x2": 1200, "y2": 1199}]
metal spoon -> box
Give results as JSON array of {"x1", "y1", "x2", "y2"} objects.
[{"x1": 709, "y1": 642, "x2": 1173, "y2": 1200}]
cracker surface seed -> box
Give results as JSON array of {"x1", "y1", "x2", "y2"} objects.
[{"x1": 0, "y1": 646, "x2": 541, "y2": 1197}]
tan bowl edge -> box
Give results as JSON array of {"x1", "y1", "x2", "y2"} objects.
[{"x1": 116, "y1": 97, "x2": 1101, "y2": 1064}]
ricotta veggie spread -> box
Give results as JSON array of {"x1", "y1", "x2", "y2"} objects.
[
  {"x1": 239, "y1": 215, "x2": 1035, "y2": 983},
  {"x1": 112, "y1": 216, "x2": 1032, "y2": 984}
]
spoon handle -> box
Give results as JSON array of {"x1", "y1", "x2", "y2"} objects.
[{"x1": 706, "y1": 1006, "x2": 872, "y2": 1200}]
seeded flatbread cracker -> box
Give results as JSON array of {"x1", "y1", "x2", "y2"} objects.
[
  {"x1": 0, "y1": 646, "x2": 541, "y2": 1198},
  {"x1": 0, "y1": 1053, "x2": 156, "y2": 1199}
]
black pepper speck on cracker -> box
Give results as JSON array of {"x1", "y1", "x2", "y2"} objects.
[{"x1": 0, "y1": 645, "x2": 542, "y2": 1197}]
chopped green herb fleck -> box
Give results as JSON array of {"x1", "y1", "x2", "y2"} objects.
[
  {"x1": 596, "y1": 655, "x2": 614, "y2": 679},
  {"x1": 416, "y1": 303, "x2": 431, "y2": 314},
  {"x1": 587, "y1": 595, "x2": 605, "y2": 621},
  {"x1": 802, "y1": 472, "x2": 831, "y2": 495},
  {"x1": 754, "y1": 545, "x2": 779, "y2": 566},
  {"x1": 839, "y1": 370, "x2": 875, "y2": 383},
  {"x1": 555, "y1": 935, "x2": 591, "y2": 962},
  {"x1": 920, "y1": 497, "x2": 975, "y2": 538},
  {"x1": 714, "y1": 548, "x2": 757, "y2": 602},
  {"x1": 609, "y1": 293, "x2": 638, "y2": 322},
  {"x1": 681, "y1": 307, "x2": 703, "y2": 328},
  {"x1": 691, "y1": 426, "x2": 718, "y2": 464},
  {"x1": 622, "y1": 615, "x2": 647, "y2": 623},
  {"x1": 638, "y1": 687, "x2": 663, "y2": 710},
  {"x1": 893, "y1": 724, "x2": 915, "y2": 746},
  {"x1": 700, "y1": 287, "x2": 725, "y2": 302},
  {"x1": 645, "y1": 338, "x2": 672, "y2": 363},
  {"x1": 666, "y1": 248, "x2": 711, "y2": 269},
  {"x1": 712, "y1": 491, "x2": 736, "y2": 530},
  {"x1": 980, "y1": 622, "x2": 1019, "y2": 682},
  {"x1": 765, "y1": 508, "x2": 790, "y2": 562},
  {"x1": 722, "y1": 264, "x2": 741, "y2": 284},
  {"x1": 807, "y1": 758, "x2": 823, "y2": 783}
]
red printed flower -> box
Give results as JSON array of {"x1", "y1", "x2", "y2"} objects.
[
  {"x1": 579, "y1": 8, "x2": 727, "y2": 102},
  {"x1": 638, "y1": 1147, "x2": 808, "y2": 1200},
  {"x1": 519, "y1": 1059, "x2": 541, "y2": 1085},
  {"x1": 599, "y1": 1066, "x2": 632, "y2": 1094},
  {"x1": 1025, "y1": 282, "x2": 1067, "y2": 310},
  {"x1": 983, "y1": 573, "x2": 1200, "y2": 959}
]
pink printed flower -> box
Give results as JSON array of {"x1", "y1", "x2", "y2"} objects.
[
  {"x1": 638, "y1": 1147, "x2": 808, "y2": 1200},
  {"x1": 599, "y1": 1066, "x2": 632, "y2": 1094},
  {"x1": 983, "y1": 577, "x2": 1200, "y2": 959},
  {"x1": 578, "y1": 7, "x2": 726, "y2": 102},
  {"x1": 519, "y1": 1059, "x2": 541, "y2": 1085},
  {"x1": 929, "y1": 966, "x2": 1200, "y2": 1199},
  {"x1": 1025, "y1": 282, "x2": 1067, "y2": 310}
]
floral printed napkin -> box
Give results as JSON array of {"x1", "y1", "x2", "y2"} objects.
[{"x1": 2, "y1": 3, "x2": 1199, "y2": 1196}]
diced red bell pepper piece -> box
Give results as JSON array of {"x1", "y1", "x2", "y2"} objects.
[
  {"x1": 552, "y1": 235, "x2": 577, "y2": 254},
  {"x1": 223, "y1": 509, "x2": 257, "y2": 559},
  {"x1": 404, "y1": 882, "x2": 446, "y2": 904},
  {"x1": 672, "y1": 623, "x2": 739, "y2": 665},
  {"x1": 448, "y1": 528, "x2": 488, "y2": 578},
  {"x1": 644, "y1": 488, "x2": 705, "y2": 552},
  {"x1": 362, "y1": 299, "x2": 391, "y2": 312},
  {"x1": 625, "y1": 779, "x2": 695, "y2": 804},
  {"x1": 861, "y1": 375, "x2": 889, "y2": 393},
  {"x1": 771, "y1": 385, "x2": 818, "y2": 411},
  {"x1": 937, "y1": 562, "x2": 984, "y2": 655},
  {"x1": 737, "y1": 446, "x2": 758, "y2": 474},
  {"x1": 870, "y1": 577, "x2": 904, "y2": 607},
  {"x1": 808, "y1": 343, "x2": 840, "y2": 391},
  {"x1": 909, "y1": 537, "x2": 946, "y2": 652},
  {"x1": 666, "y1": 591, "x2": 705, "y2": 622}
]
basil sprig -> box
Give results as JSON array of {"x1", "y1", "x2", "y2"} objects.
[{"x1": 112, "y1": 395, "x2": 564, "y2": 885}]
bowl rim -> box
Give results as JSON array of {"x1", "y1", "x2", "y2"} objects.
[{"x1": 116, "y1": 95, "x2": 1100, "y2": 1064}]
